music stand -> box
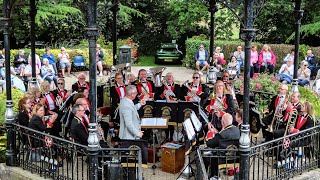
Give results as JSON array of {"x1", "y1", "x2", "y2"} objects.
[{"x1": 141, "y1": 117, "x2": 168, "y2": 175}]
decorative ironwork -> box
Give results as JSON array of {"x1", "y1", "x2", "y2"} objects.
[
  {"x1": 14, "y1": 123, "x2": 143, "y2": 180},
  {"x1": 197, "y1": 125, "x2": 320, "y2": 179}
]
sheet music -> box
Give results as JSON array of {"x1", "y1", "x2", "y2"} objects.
[
  {"x1": 191, "y1": 111, "x2": 202, "y2": 132},
  {"x1": 183, "y1": 118, "x2": 195, "y2": 141},
  {"x1": 141, "y1": 117, "x2": 168, "y2": 128}
]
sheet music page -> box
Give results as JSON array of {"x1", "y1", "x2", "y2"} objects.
[
  {"x1": 191, "y1": 111, "x2": 202, "y2": 132},
  {"x1": 156, "y1": 118, "x2": 167, "y2": 126},
  {"x1": 183, "y1": 118, "x2": 195, "y2": 141},
  {"x1": 141, "y1": 118, "x2": 156, "y2": 126}
]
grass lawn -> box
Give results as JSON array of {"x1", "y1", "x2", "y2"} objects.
[{"x1": 134, "y1": 56, "x2": 183, "y2": 67}]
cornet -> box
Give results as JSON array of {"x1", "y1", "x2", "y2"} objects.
[{"x1": 182, "y1": 80, "x2": 200, "y2": 102}]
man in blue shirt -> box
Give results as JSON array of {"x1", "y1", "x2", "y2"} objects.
[
  {"x1": 42, "y1": 47, "x2": 57, "y2": 75},
  {"x1": 194, "y1": 44, "x2": 209, "y2": 75}
]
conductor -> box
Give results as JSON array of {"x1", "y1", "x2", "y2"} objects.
[{"x1": 119, "y1": 85, "x2": 146, "y2": 140}]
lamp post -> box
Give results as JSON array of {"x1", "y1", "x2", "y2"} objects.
[
  {"x1": 29, "y1": 0, "x2": 38, "y2": 88},
  {"x1": 292, "y1": 0, "x2": 303, "y2": 93},
  {"x1": 209, "y1": 0, "x2": 218, "y2": 58},
  {"x1": 1, "y1": 0, "x2": 15, "y2": 166},
  {"x1": 86, "y1": 0, "x2": 100, "y2": 179},
  {"x1": 112, "y1": 0, "x2": 119, "y2": 65}
]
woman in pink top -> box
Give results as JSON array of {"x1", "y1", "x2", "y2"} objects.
[
  {"x1": 250, "y1": 45, "x2": 259, "y2": 78},
  {"x1": 258, "y1": 44, "x2": 276, "y2": 74}
]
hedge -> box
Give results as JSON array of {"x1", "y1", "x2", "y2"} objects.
[{"x1": 184, "y1": 36, "x2": 320, "y2": 71}]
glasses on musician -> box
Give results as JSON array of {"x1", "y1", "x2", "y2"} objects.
[
  {"x1": 58, "y1": 83, "x2": 64, "y2": 85},
  {"x1": 192, "y1": 77, "x2": 199, "y2": 79},
  {"x1": 223, "y1": 76, "x2": 229, "y2": 77},
  {"x1": 79, "y1": 78, "x2": 85, "y2": 80}
]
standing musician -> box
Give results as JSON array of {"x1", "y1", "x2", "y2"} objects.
[
  {"x1": 205, "y1": 80, "x2": 235, "y2": 131},
  {"x1": 110, "y1": 72, "x2": 126, "y2": 146},
  {"x1": 155, "y1": 72, "x2": 181, "y2": 101},
  {"x1": 135, "y1": 69, "x2": 155, "y2": 102},
  {"x1": 72, "y1": 73, "x2": 90, "y2": 92},
  {"x1": 181, "y1": 71, "x2": 209, "y2": 104},
  {"x1": 262, "y1": 84, "x2": 289, "y2": 141}
]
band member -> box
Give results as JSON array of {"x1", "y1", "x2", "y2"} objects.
[
  {"x1": 205, "y1": 80, "x2": 235, "y2": 130},
  {"x1": 52, "y1": 78, "x2": 72, "y2": 110},
  {"x1": 205, "y1": 113, "x2": 240, "y2": 178},
  {"x1": 262, "y1": 84, "x2": 288, "y2": 141},
  {"x1": 155, "y1": 72, "x2": 180, "y2": 101},
  {"x1": 40, "y1": 81, "x2": 57, "y2": 114},
  {"x1": 135, "y1": 69, "x2": 155, "y2": 101},
  {"x1": 70, "y1": 104, "x2": 89, "y2": 145},
  {"x1": 110, "y1": 72, "x2": 126, "y2": 146},
  {"x1": 72, "y1": 73, "x2": 90, "y2": 92},
  {"x1": 235, "y1": 109, "x2": 243, "y2": 128},
  {"x1": 119, "y1": 85, "x2": 146, "y2": 140},
  {"x1": 289, "y1": 101, "x2": 314, "y2": 134},
  {"x1": 222, "y1": 70, "x2": 237, "y2": 102},
  {"x1": 181, "y1": 71, "x2": 209, "y2": 104}
]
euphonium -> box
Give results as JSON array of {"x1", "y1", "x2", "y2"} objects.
[
  {"x1": 182, "y1": 80, "x2": 200, "y2": 102},
  {"x1": 163, "y1": 80, "x2": 175, "y2": 99}
]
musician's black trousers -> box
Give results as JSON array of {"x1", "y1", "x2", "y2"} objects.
[{"x1": 204, "y1": 157, "x2": 218, "y2": 178}]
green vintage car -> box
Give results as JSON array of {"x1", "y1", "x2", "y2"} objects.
[{"x1": 155, "y1": 43, "x2": 183, "y2": 64}]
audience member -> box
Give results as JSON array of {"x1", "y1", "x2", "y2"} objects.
[
  {"x1": 214, "y1": 47, "x2": 226, "y2": 65},
  {"x1": 304, "y1": 50, "x2": 316, "y2": 78},
  {"x1": 96, "y1": 44, "x2": 104, "y2": 77},
  {"x1": 313, "y1": 69, "x2": 320, "y2": 96},
  {"x1": 297, "y1": 60, "x2": 311, "y2": 86},
  {"x1": 258, "y1": 44, "x2": 276, "y2": 74},
  {"x1": 13, "y1": 49, "x2": 27, "y2": 76},
  {"x1": 194, "y1": 44, "x2": 209, "y2": 75},
  {"x1": 28, "y1": 52, "x2": 42, "y2": 70},
  {"x1": 276, "y1": 57, "x2": 294, "y2": 84},
  {"x1": 215, "y1": 46, "x2": 224, "y2": 59},
  {"x1": 250, "y1": 45, "x2": 259, "y2": 77},
  {"x1": 42, "y1": 47, "x2": 57, "y2": 75},
  {"x1": 233, "y1": 46, "x2": 245, "y2": 72},
  {"x1": 41, "y1": 58, "x2": 58, "y2": 87},
  {"x1": 58, "y1": 47, "x2": 71, "y2": 77},
  {"x1": 227, "y1": 56, "x2": 238, "y2": 70},
  {"x1": 283, "y1": 49, "x2": 294, "y2": 64}
]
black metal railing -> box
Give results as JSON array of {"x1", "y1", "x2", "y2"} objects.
[
  {"x1": 13, "y1": 123, "x2": 143, "y2": 180},
  {"x1": 196, "y1": 125, "x2": 320, "y2": 180},
  {"x1": 250, "y1": 125, "x2": 320, "y2": 180}
]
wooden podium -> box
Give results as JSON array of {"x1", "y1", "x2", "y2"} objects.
[{"x1": 161, "y1": 143, "x2": 185, "y2": 174}]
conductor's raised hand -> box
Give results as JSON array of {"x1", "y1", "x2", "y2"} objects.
[{"x1": 140, "y1": 99, "x2": 146, "y2": 106}]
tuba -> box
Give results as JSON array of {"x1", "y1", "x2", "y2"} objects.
[
  {"x1": 182, "y1": 80, "x2": 200, "y2": 102},
  {"x1": 149, "y1": 66, "x2": 166, "y2": 87}
]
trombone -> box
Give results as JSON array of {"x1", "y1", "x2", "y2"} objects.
[{"x1": 267, "y1": 95, "x2": 288, "y2": 133}]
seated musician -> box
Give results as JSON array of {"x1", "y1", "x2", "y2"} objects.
[
  {"x1": 155, "y1": 72, "x2": 180, "y2": 101},
  {"x1": 235, "y1": 109, "x2": 243, "y2": 128},
  {"x1": 222, "y1": 70, "x2": 238, "y2": 107},
  {"x1": 205, "y1": 113, "x2": 240, "y2": 179},
  {"x1": 127, "y1": 73, "x2": 136, "y2": 85},
  {"x1": 181, "y1": 71, "x2": 209, "y2": 104},
  {"x1": 288, "y1": 101, "x2": 314, "y2": 134},
  {"x1": 71, "y1": 73, "x2": 90, "y2": 92},
  {"x1": 134, "y1": 69, "x2": 155, "y2": 102},
  {"x1": 52, "y1": 78, "x2": 72, "y2": 102},
  {"x1": 205, "y1": 80, "x2": 235, "y2": 130},
  {"x1": 273, "y1": 92, "x2": 302, "y2": 139},
  {"x1": 69, "y1": 104, "x2": 89, "y2": 145},
  {"x1": 110, "y1": 72, "x2": 126, "y2": 146},
  {"x1": 262, "y1": 84, "x2": 288, "y2": 141}
]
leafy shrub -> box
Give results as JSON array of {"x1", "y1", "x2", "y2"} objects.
[
  {"x1": 185, "y1": 36, "x2": 320, "y2": 71},
  {"x1": 0, "y1": 88, "x2": 25, "y2": 124}
]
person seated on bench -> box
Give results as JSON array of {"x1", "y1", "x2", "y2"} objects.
[
  {"x1": 298, "y1": 60, "x2": 311, "y2": 86},
  {"x1": 276, "y1": 57, "x2": 294, "y2": 84},
  {"x1": 13, "y1": 49, "x2": 27, "y2": 76},
  {"x1": 194, "y1": 44, "x2": 209, "y2": 75},
  {"x1": 205, "y1": 113, "x2": 240, "y2": 179}
]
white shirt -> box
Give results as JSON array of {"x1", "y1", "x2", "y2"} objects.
[
  {"x1": 198, "y1": 50, "x2": 206, "y2": 61},
  {"x1": 58, "y1": 53, "x2": 70, "y2": 63},
  {"x1": 279, "y1": 64, "x2": 294, "y2": 77},
  {"x1": 297, "y1": 68, "x2": 311, "y2": 81},
  {"x1": 45, "y1": 94, "x2": 55, "y2": 110},
  {"x1": 117, "y1": 83, "x2": 125, "y2": 99}
]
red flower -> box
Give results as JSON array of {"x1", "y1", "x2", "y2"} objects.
[
  {"x1": 256, "y1": 83, "x2": 263, "y2": 90},
  {"x1": 253, "y1": 73, "x2": 259, "y2": 78}
]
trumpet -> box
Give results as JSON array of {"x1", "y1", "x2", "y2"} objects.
[
  {"x1": 163, "y1": 80, "x2": 176, "y2": 100},
  {"x1": 182, "y1": 80, "x2": 200, "y2": 102},
  {"x1": 282, "y1": 108, "x2": 298, "y2": 149}
]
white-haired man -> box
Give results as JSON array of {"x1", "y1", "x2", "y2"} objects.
[{"x1": 72, "y1": 73, "x2": 90, "y2": 92}]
